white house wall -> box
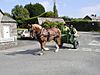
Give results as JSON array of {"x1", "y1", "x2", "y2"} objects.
[{"x1": 0, "y1": 12, "x2": 3, "y2": 38}]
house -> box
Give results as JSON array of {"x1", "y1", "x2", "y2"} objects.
[
  {"x1": 83, "y1": 14, "x2": 100, "y2": 22},
  {"x1": 0, "y1": 9, "x2": 17, "y2": 50},
  {"x1": 38, "y1": 17, "x2": 65, "y2": 25}
]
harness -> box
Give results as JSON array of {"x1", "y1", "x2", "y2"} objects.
[
  {"x1": 35, "y1": 28, "x2": 50, "y2": 41},
  {"x1": 47, "y1": 31, "x2": 50, "y2": 41}
]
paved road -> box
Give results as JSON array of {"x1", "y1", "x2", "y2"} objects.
[{"x1": 0, "y1": 32, "x2": 100, "y2": 75}]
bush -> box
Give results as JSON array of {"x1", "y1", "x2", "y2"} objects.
[
  {"x1": 17, "y1": 17, "x2": 38, "y2": 28},
  {"x1": 66, "y1": 21, "x2": 100, "y2": 31},
  {"x1": 41, "y1": 20, "x2": 64, "y2": 29}
]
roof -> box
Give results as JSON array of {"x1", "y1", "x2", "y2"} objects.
[
  {"x1": 84, "y1": 15, "x2": 100, "y2": 22},
  {"x1": 1, "y1": 16, "x2": 16, "y2": 23},
  {"x1": 0, "y1": 9, "x2": 4, "y2": 15},
  {"x1": 0, "y1": 9, "x2": 16, "y2": 23},
  {"x1": 38, "y1": 17, "x2": 65, "y2": 25}
]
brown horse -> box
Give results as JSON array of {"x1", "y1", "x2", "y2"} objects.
[{"x1": 32, "y1": 24, "x2": 61, "y2": 55}]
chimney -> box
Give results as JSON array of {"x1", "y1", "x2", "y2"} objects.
[{"x1": 91, "y1": 14, "x2": 96, "y2": 17}]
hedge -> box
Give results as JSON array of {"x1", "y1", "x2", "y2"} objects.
[{"x1": 66, "y1": 21, "x2": 100, "y2": 31}]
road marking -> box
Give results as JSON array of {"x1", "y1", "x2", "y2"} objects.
[
  {"x1": 95, "y1": 49, "x2": 100, "y2": 52},
  {"x1": 89, "y1": 40, "x2": 100, "y2": 46},
  {"x1": 68, "y1": 49, "x2": 78, "y2": 51},
  {"x1": 68, "y1": 48, "x2": 100, "y2": 53},
  {"x1": 81, "y1": 48, "x2": 92, "y2": 52}
]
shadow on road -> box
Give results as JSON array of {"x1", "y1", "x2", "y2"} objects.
[
  {"x1": 60, "y1": 46, "x2": 73, "y2": 49},
  {"x1": 5, "y1": 45, "x2": 74, "y2": 56},
  {"x1": 95, "y1": 37, "x2": 100, "y2": 40},
  {"x1": 92, "y1": 33, "x2": 100, "y2": 36},
  {"x1": 92, "y1": 33, "x2": 100, "y2": 40},
  {"x1": 5, "y1": 48, "x2": 41, "y2": 56}
]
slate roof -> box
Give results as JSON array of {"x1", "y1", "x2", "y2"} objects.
[
  {"x1": 1, "y1": 16, "x2": 16, "y2": 23},
  {"x1": 84, "y1": 15, "x2": 100, "y2": 22},
  {"x1": 0, "y1": 9, "x2": 4, "y2": 15},
  {"x1": 38, "y1": 17, "x2": 65, "y2": 25},
  {"x1": 0, "y1": 9, "x2": 16, "y2": 23}
]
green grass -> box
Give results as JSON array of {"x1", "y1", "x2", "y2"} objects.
[{"x1": 17, "y1": 28, "x2": 28, "y2": 30}]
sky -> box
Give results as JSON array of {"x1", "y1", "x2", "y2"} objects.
[{"x1": 0, "y1": 0, "x2": 100, "y2": 18}]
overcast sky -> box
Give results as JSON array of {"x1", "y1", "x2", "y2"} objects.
[{"x1": 0, "y1": 0, "x2": 100, "y2": 18}]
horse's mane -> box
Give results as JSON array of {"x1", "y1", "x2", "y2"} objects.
[{"x1": 32, "y1": 24, "x2": 42, "y2": 32}]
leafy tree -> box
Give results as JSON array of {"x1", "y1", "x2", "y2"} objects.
[
  {"x1": 42, "y1": 20, "x2": 64, "y2": 29},
  {"x1": 72, "y1": 18, "x2": 85, "y2": 22},
  {"x1": 24, "y1": 3, "x2": 34, "y2": 17},
  {"x1": 61, "y1": 16, "x2": 71, "y2": 22},
  {"x1": 25, "y1": 3, "x2": 45, "y2": 17},
  {"x1": 12, "y1": 5, "x2": 29, "y2": 19},
  {"x1": 53, "y1": 0, "x2": 58, "y2": 17},
  {"x1": 4, "y1": 12, "x2": 12, "y2": 18},
  {"x1": 12, "y1": 5, "x2": 29, "y2": 25},
  {"x1": 40, "y1": 11, "x2": 54, "y2": 17}
]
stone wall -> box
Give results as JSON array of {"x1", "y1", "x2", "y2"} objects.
[
  {"x1": 0, "y1": 23, "x2": 17, "y2": 50},
  {"x1": 0, "y1": 41, "x2": 17, "y2": 50}
]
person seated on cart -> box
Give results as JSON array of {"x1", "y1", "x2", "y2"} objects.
[
  {"x1": 62, "y1": 24, "x2": 70, "y2": 34},
  {"x1": 69, "y1": 24, "x2": 79, "y2": 43},
  {"x1": 60, "y1": 24, "x2": 70, "y2": 43}
]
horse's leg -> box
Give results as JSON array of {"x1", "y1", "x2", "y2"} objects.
[
  {"x1": 54, "y1": 37, "x2": 61, "y2": 52},
  {"x1": 39, "y1": 42, "x2": 45, "y2": 55},
  {"x1": 44, "y1": 41, "x2": 49, "y2": 51},
  {"x1": 54, "y1": 40, "x2": 59, "y2": 52},
  {"x1": 42, "y1": 41, "x2": 49, "y2": 51},
  {"x1": 30, "y1": 31, "x2": 33, "y2": 38},
  {"x1": 39, "y1": 41, "x2": 49, "y2": 55},
  {"x1": 55, "y1": 43, "x2": 59, "y2": 52}
]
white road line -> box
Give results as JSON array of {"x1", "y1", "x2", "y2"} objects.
[
  {"x1": 89, "y1": 40, "x2": 100, "y2": 46},
  {"x1": 67, "y1": 48, "x2": 100, "y2": 53},
  {"x1": 95, "y1": 49, "x2": 100, "y2": 52},
  {"x1": 68, "y1": 49, "x2": 79, "y2": 51},
  {"x1": 81, "y1": 48, "x2": 92, "y2": 52}
]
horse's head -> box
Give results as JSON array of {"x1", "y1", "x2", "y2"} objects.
[{"x1": 32, "y1": 24, "x2": 42, "y2": 33}]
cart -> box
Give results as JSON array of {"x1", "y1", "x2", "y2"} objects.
[{"x1": 60, "y1": 27, "x2": 79, "y2": 49}]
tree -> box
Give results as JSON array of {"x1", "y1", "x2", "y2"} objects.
[
  {"x1": 12, "y1": 5, "x2": 29, "y2": 19},
  {"x1": 24, "y1": 3, "x2": 34, "y2": 17},
  {"x1": 12, "y1": 5, "x2": 29, "y2": 25},
  {"x1": 40, "y1": 11, "x2": 54, "y2": 17},
  {"x1": 4, "y1": 12, "x2": 12, "y2": 18},
  {"x1": 53, "y1": 0, "x2": 58, "y2": 17},
  {"x1": 61, "y1": 16, "x2": 71, "y2": 22},
  {"x1": 25, "y1": 3, "x2": 45, "y2": 17}
]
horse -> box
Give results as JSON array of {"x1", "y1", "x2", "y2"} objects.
[{"x1": 32, "y1": 24, "x2": 61, "y2": 55}]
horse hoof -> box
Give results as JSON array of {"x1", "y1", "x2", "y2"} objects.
[
  {"x1": 39, "y1": 52, "x2": 44, "y2": 55},
  {"x1": 44, "y1": 48, "x2": 49, "y2": 51},
  {"x1": 54, "y1": 49, "x2": 59, "y2": 52}
]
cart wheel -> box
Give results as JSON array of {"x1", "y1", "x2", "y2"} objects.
[{"x1": 73, "y1": 40, "x2": 79, "y2": 49}]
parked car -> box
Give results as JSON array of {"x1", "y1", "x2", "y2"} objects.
[
  {"x1": 20, "y1": 29, "x2": 31, "y2": 39},
  {"x1": 17, "y1": 29, "x2": 36, "y2": 39}
]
